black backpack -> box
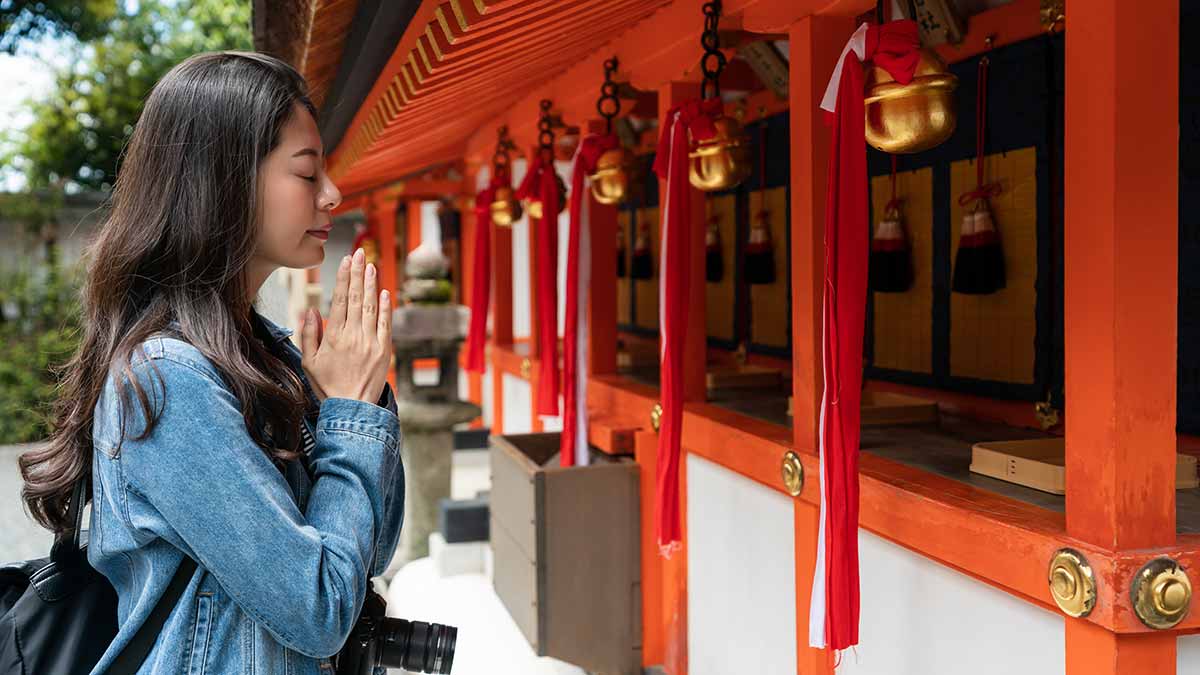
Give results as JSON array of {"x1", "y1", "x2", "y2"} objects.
[{"x1": 0, "y1": 475, "x2": 196, "y2": 674}]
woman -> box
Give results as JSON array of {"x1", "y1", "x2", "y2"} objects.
[{"x1": 18, "y1": 51, "x2": 404, "y2": 673}]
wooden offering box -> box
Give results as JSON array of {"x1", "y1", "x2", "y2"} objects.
[
  {"x1": 971, "y1": 438, "x2": 1200, "y2": 495},
  {"x1": 489, "y1": 433, "x2": 641, "y2": 674}
]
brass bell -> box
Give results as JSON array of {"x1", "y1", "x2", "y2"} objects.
[
  {"x1": 688, "y1": 115, "x2": 750, "y2": 191},
  {"x1": 490, "y1": 185, "x2": 523, "y2": 227},
  {"x1": 588, "y1": 147, "x2": 635, "y2": 205},
  {"x1": 523, "y1": 172, "x2": 568, "y2": 221},
  {"x1": 864, "y1": 49, "x2": 958, "y2": 154}
]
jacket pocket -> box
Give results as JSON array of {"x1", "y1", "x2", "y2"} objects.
[{"x1": 186, "y1": 592, "x2": 214, "y2": 675}]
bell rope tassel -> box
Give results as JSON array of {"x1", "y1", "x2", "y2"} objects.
[
  {"x1": 516, "y1": 154, "x2": 562, "y2": 416},
  {"x1": 465, "y1": 177, "x2": 502, "y2": 373},
  {"x1": 812, "y1": 19, "x2": 921, "y2": 653},
  {"x1": 652, "y1": 96, "x2": 724, "y2": 558},
  {"x1": 561, "y1": 134, "x2": 620, "y2": 467},
  {"x1": 869, "y1": 203, "x2": 912, "y2": 293},
  {"x1": 631, "y1": 221, "x2": 654, "y2": 279},
  {"x1": 744, "y1": 209, "x2": 776, "y2": 285},
  {"x1": 617, "y1": 227, "x2": 628, "y2": 277},
  {"x1": 705, "y1": 216, "x2": 723, "y2": 282},
  {"x1": 953, "y1": 51, "x2": 1004, "y2": 295}
]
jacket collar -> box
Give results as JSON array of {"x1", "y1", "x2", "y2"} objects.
[{"x1": 165, "y1": 309, "x2": 295, "y2": 344}]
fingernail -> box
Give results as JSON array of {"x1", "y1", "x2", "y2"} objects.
[
  {"x1": 355, "y1": 248, "x2": 364, "y2": 261},
  {"x1": 382, "y1": 290, "x2": 389, "y2": 304},
  {"x1": 341, "y1": 255, "x2": 350, "y2": 267},
  {"x1": 367, "y1": 263, "x2": 375, "y2": 277}
]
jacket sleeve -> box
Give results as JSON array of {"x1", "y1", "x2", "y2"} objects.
[
  {"x1": 113, "y1": 347, "x2": 402, "y2": 658},
  {"x1": 369, "y1": 383, "x2": 404, "y2": 578}
]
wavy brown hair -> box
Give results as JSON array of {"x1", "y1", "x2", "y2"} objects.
[{"x1": 20, "y1": 51, "x2": 317, "y2": 534}]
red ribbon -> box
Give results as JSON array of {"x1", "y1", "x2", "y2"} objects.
[
  {"x1": 814, "y1": 19, "x2": 920, "y2": 652},
  {"x1": 465, "y1": 176, "x2": 504, "y2": 373},
  {"x1": 517, "y1": 155, "x2": 562, "y2": 416},
  {"x1": 958, "y1": 52, "x2": 1001, "y2": 207},
  {"x1": 561, "y1": 134, "x2": 620, "y2": 467},
  {"x1": 651, "y1": 96, "x2": 723, "y2": 557}
]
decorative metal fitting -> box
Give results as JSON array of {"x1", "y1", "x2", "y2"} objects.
[
  {"x1": 781, "y1": 451, "x2": 804, "y2": 497},
  {"x1": 1132, "y1": 557, "x2": 1192, "y2": 630},
  {"x1": 1048, "y1": 548, "x2": 1096, "y2": 618}
]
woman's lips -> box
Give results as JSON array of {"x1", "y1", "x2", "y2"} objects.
[{"x1": 306, "y1": 229, "x2": 329, "y2": 240}]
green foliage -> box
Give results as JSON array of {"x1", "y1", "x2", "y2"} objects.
[
  {"x1": 9, "y1": 0, "x2": 252, "y2": 191},
  {"x1": 0, "y1": 235, "x2": 83, "y2": 444},
  {"x1": 0, "y1": 0, "x2": 118, "y2": 53}
]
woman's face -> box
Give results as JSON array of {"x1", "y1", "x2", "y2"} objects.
[{"x1": 254, "y1": 103, "x2": 342, "y2": 271}]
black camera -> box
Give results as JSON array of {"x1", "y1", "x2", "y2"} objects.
[{"x1": 334, "y1": 588, "x2": 457, "y2": 674}]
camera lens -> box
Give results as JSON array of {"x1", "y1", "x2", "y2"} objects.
[{"x1": 375, "y1": 617, "x2": 457, "y2": 674}]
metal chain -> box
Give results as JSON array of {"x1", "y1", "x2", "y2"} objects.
[
  {"x1": 699, "y1": 1, "x2": 725, "y2": 101},
  {"x1": 492, "y1": 125, "x2": 514, "y2": 179},
  {"x1": 596, "y1": 57, "x2": 621, "y2": 135},
  {"x1": 537, "y1": 99, "x2": 555, "y2": 163}
]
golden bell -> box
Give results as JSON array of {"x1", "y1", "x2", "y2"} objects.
[
  {"x1": 490, "y1": 186, "x2": 522, "y2": 227},
  {"x1": 588, "y1": 147, "x2": 635, "y2": 205},
  {"x1": 688, "y1": 115, "x2": 751, "y2": 191},
  {"x1": 523, "y1": 172, "x2": 568, "y2": 221},
  {"x1": 864, "y1": 49, "x2": 958, "y2": 154}
]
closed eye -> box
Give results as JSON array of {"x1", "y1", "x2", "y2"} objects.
[{"x1": 300, "y1": 174, "x2": 317, "y2": 183}]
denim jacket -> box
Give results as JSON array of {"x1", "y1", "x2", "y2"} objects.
[{"x1": 87, "y1": 311, "x2": 404, "y2": 674}]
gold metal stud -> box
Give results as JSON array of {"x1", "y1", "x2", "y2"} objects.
[
  {"x1": 519, "y1": 358, "x2": 532, "y2": 380},
  {"x1": 781, "y1": 451, "x2": 804, "y2": 497},
  {"x1": 1048, "y1": 548, "x2": 1096, "y2": 618},
  {"x1": 650, "y1": 403, "x2": 663, "y2": 433},
  {"x1": 1132, "y1": 557, "x2": 1192, "y2": 629}
]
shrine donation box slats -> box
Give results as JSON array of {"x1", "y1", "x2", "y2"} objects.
[{"x1": 489, "y1": 433, "x2": 642, "y2": 674}]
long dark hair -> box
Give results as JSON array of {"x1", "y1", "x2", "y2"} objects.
[{"x1": 20, "y1": 51, "x2": 317, "y2": 533}]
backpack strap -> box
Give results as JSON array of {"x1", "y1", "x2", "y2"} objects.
[
  {"x1": 107, "y1": 554, "x2": 198, "y2": 674},
  {"x1": 60, "y1": 475, "x2": 200, "y2": 674}
]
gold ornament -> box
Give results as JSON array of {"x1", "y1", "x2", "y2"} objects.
[
  {"x1": 1132, "y1": 557, "x2": 1192, "y2": 630},
  {"x1": 1047, "y1": 549, "x2": 1096, "y2": 618},
  {"x1": 523, "y1": 172, "x2": 568, "y2": 221},
  {"x1": 490, "y1": 185, "x2": 523, "y2": 227},
  {"x1": 688, "y1": 115, "x2": 750, "y2": 191},
  {"x1": 864, "y1": 49, "x2": 958, "y2": 154},
  {"x1": 589, "y1": 147, "x2": 635, "y2": 205}
]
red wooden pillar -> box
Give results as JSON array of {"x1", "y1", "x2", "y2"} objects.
[
  {"x1": 585, "y1": 118, "x2": 619, "y2": 377},
  {"x1": 491, "y1": 198, "x2": 514, "y2": 435},
  {"x1": 368, "y1": 194, "x2": 401, "y2": 393},
  {"x1": 405, "y1": 199, "x2": 422, "y2": 253},
  {"x1": 461, "y1": 172, "x2": 485, "y2": 426},
  {"x1": 1064, "y1": 1, "x2": 1178, "y2": 672},
  {"x1": 789, "y1": 14, "x2": 853, "y2": 675}
]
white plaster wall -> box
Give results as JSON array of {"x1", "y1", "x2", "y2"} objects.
[
  {"x1": 838, "y1": 530, "x2": 1065, "y2": 675},
  {"x1": 687, "y1": 453, "x2": 797, "y2": 675},
  {"x1": 1181, "y1": 634, "x2": 1200, "y2": 673},
  {"x1": 501, "y1": 372, "x2": 532, "y2": 434}
]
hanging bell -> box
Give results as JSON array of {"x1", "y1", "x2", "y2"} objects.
[
  {"x1": 865, "y1": 49, "x2": 958, "y2": 154},
  {"x1": 589, "y1": 147, "x2": 635, "y2": 205},
  {"x1": 490, "y1": 185, "x2": 523, "y2": 227},
  {"x1": 524, "y1": 172, "x2": 569, "y2": 221},
  {"x1": 688, "y1": 115, "x2": 751, "y2": 191}
]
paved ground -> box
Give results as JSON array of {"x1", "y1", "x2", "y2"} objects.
[{"x1": 0, "y1": 443, "x2": 55, "y2": 563}]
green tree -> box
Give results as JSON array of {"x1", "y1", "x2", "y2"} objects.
[
  {"x1": 0, "y1": 0, "x2": 118, "y2": 53},
  {"x1": 8, "y1": 0, "x2": 251, "y2": 191}
]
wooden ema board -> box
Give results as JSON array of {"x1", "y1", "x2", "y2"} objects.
[
  {"x1": 971, "y1": 437, "x2": 1200, "y2": 494},
  {"x1": 749, "y1": 187, "x2": 790, "y2": 349},
  {"x1": 950, "y1": 147, "x2": 1038, "y2": 384},
  {"x1": 870, "y1": 167, "x2": 935, "y2": 373},
  {"x1": 785, "y1": 391, "x2": 940, "y2": 426},
  {"x1": 705, "y1": 194, "x2": 736, "y2": 342}
]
